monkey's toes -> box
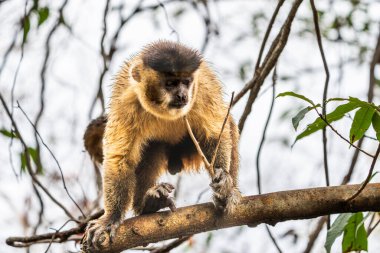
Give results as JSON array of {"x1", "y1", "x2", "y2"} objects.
[
  {"x1": 141, "y1": 183, "x2": 176, "y2": 214},
  {"x1": 210, "y1": 168, "x2": 240, "y2": 214},
  {"x1": 82, "y1": 218, "x2": 121, "y2": 251},
  {"x1": 210, "y1": 168, "x2": 234, "y2": 196},
  {"x1": 213, "y1": 188, "x2": 241, "y2": 214}
]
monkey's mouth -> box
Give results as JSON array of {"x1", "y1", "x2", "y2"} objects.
[{"x1": 169, "y1": 101, "x2": 187, "y2": 109}]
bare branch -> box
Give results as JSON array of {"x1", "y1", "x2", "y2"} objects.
[
  {"x1": 210, "y1": 92, "x2": 235, "y2": 168},
  {"x1": 89, "y1": 184, "x2": 380, "y2": 252},
  {"x1": 0, "y1": 94, "x2": 78, "y2": 222},
  {"x1": 184, "y1": 116, "x2": 211, "y2": 168},
  {"x1": 7, "y1": 184, "x2": 380, "y2": 251},
  {"x1": 346, "y1": 143, "x2": 380, "y2": 202},
  {"x1": 237, "y1": 0, "x2": 303, "y2": 132},
  {"x1": 17, "y1": 102, "x2": 86, "y2": 218}
]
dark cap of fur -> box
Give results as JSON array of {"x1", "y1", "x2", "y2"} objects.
[{"x1": 141, "y1": 41, "x2": 202, "y2": 74}]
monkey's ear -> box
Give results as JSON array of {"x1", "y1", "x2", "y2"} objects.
[{"x1": 131, "y1": 65, "x2": 141, "y2": 82}]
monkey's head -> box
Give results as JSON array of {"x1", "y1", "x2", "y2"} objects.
[{"x1": 130, "y1": 41, "x2": 202, "y2": 120}]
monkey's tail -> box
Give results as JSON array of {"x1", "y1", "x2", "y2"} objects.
[{"x1": 83, "y1": 115, "x2": 107, "y2": 165}]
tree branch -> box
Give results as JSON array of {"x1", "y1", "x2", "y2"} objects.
[
  {"x1": 86, "y1": 183, "x2": 380, "y2": 253},
  {"x1": 7, "y1": 184, "x2": 380, "y2": 252}
]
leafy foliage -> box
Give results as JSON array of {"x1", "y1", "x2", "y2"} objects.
[
  {"x1": 19, "y1": 147, "x2": 43, "y2": 174},
  {"x1": 325, "y1": 213, "x2": 352, "y2": 253},
  {"x1": 277, "y1": 91, "x2": 380, "y2": 144},
  {"x1": 349, "y1": 107, "x2": 375, "y2": 143},
  {"x1": 0, "y1": 128, "x2": 18, "y2": 138},
  {"x1": 342, "y1": 212, "x2": 368, "y2": 252},
  {"x1": 37, "y1": 7, "x2": 50, "y2": 27},
  {"x1": 325, "y1": 212, "x2": 368, "y2": 253}
]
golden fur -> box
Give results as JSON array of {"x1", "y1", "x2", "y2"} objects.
[{"x1": 83, "y1": 41, "x2": 240, "y2": 251}]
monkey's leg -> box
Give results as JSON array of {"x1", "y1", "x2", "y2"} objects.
[
  {"x1": 84, "y1": 157, "x2": 136, "y2": 251},
  {"x1": 202, "y1": 123, "x2": 241, "y2": 213},
  {"x1": 133, "y1": 142, "x2": 176, "y2": 215}
]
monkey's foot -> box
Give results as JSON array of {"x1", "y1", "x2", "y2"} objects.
[
  {"x1": 82, "y1": 215, "x2": 121, "y2": 252},
  {"x1": 141, "y1": 183, "x2": 176, "y2": 214},
  {"x1": 210, "y1": 168, "x2": 241, "y2": 214}
]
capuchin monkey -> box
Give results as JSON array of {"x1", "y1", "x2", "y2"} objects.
[{"x1": 83, "y1": 40, "x2": 240, "y2": 250}]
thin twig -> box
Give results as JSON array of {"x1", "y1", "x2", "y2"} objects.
[
  {"x1": 310, "y1": 0, "x2": 331, "y2": 185},
  {"x1": 17, "y1": 102, "x2": 86, "y2": 218},
  {"x1": 237, "y1": 0, "x2": 303, "y2": 132},
  {"x1": 255, "y1": 67, "x2": 282, "y2": 252},
  {"x1": 313, "y1": 110, "x2": 374, "y2": 158},
  {"x1": 265, "y1": 225, "x2": 283, "y2": 253},
  {"x1": 31, "y1": 184, "x2": 44, "y2": 236},
  {"x1": 151, "y1": 236, "x2": 191, "y2": 253},
  {"x1": 368, "y1": 217, "x2": 380, "y2": 235},
  {"x1": 185, "y1": 92, "x2": 235, "y2": 172},
  {"x1": 303, "y1": 25, "x2": 380, "y2": 252},
  {"x1": 233, "y1": 0, "x2": 285, "y2": 106},
  {"x1": 254, "y1": 0, "x2": 285, "y2": 71},
  {"x1": 43, "y1": 220, "x2": 75, "y2": 253},
  {"x1": 346, "y1": 143, "x2": 380, "y2": 202},
  {"x1": 184, "y1": 117, "x2": 211, "y2": 169},
  {"x1": 310, "y1": 0, "x2": 330, "y2": 228},
  {"x1": 0, "y1": 94, "x2": 78, "y2": 222},
  {"x1": 256, "y1": 67, "x2": 276, "y2": 195},
  {"x1": 157, "y1": 0, "x2": 179, "y2": 41},
  {"x1": 88, "y1": 0, "x2": 111, "y2": 118},
  {"x1": 210, "y1": 92, "x2": 235, "y2": 168},
  {"x1": 302, "y1": 216, "x2": 328, "y2": 253},
  {"x1": 6, "y1": 210, "x2": 104, "y2": 247}
]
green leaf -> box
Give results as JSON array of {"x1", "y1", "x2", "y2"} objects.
[
  {"x1": 295, "y1": 102, "x2": 360, "y2": 143},
  {"x1": 342, "y1": 212, "x2": 368, "y2": 252},
  {"x1": 348, "y1": 97, "x2": 379, "y2": 110},
  {"x1": 0, "y1": 129, "x2": 17, "y2": 138},
  {"x1": 349, "y1": 107, "x2": 375, "y2": 143},
  {"x1": 27, "y1": 147, "x2": 43, "y2": 174},
  {"x1": 276, "y1": 91, "x2": 315, "y2": 106},
  {"x1": 372, "y1": 112, "x2": 380, "y2": 141},
  {"x1": 22, "y1": 15, "x2": 30, "y2": 44},
  {"x1": 292, "y1": 107, "x2": 311, "y2": 131},
  {"x1": 37, "y1": 7, "x2": 49, "y2": 26},
  {"x1": 325, "y1": 97, "x2": 348, "y2": 103},
  {"x1": 20, "y1": 152, "x2": 27, "y2": 172},
  {"x1": 291, "y1": 105, "x2": 320, "y2": 131},
  {"x1": 205, "y1": 232, "x2": 213, "y2": 248},
  {"x1": 325, "y1": 213, "x2": 353, "y2": 253}
]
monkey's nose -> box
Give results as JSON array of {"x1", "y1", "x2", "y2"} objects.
[{"x1": 176, "y1": 94, "x2": 188, "y2": 103}]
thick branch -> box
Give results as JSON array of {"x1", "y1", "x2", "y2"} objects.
[
  {"x1": 7, "y1": 184, "x2": 380, "y2": 251},
  {"x1": 86, "y1": 184, "x2": 380, "y2": 253}
]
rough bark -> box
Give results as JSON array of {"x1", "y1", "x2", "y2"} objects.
[{"x1": 90, "y1": 183, "x2": 380, "y2": 253}]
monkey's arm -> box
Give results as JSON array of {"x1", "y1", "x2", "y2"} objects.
[
  {"x1": 84, "y1": 116, "x2": 141, "y2": 250},
  {"x1": 200, "y1": 117, "x2": 241, "y2": 213}
]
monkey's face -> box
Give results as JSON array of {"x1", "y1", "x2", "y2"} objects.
[
  {"x1": 165, "y1": 76, "x2": 192, "y2": 109},
  {"x1": 132, "y1": 66, "x2": 197, "y2": 120},
  {"x1": 144, "y1": 73, "x2": 195, "y2": 120}
]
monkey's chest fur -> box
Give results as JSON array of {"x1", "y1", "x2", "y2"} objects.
[{"x1": 137, "y1": 116, "x2": 206, "y2": 175}]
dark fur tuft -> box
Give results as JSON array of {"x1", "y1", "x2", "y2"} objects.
[{"x1": 142, "y1": 40, "x2": 202, "y2": 73}]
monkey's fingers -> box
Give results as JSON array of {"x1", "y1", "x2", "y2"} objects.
[
  {"x1": 166, "y1": 197, "x2": 177, "y2": 212},
  {"x1": 108, "y1": 221, "x2": 121, "y2": 243},
  {"x1": 160, "y1": 182, "x2": 175, "y2": 192},
  {"x1": 156, "y1": 183, "x2": 175, "y2": 198},
  {"x1": 83, "y1": 220, "x2": 113, "y2": 251},
  {"x1": 212, "y1": 167, "x2": 225, "y2": 183}
]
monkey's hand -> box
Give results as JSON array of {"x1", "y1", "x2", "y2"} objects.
[
  {"x1": 210, "y1": 167, "x2": 241, "y2": 214},
  {"x1": 140, "y1": 183, "x2": 177, "y2": 214},
  {"x1": 82, "y1": 214, "x2": 122, "y2": 252}
]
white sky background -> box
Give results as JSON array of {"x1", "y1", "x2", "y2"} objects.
[{"x1": 0, "y1": 0, "x2": 380, "y2": 252}]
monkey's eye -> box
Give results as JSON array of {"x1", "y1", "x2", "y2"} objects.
[
  {"x1": 182, "y1": 79, "x2": 190, "y2": 86},
  {"x1": 166, "y1": 80, "x2": 179, "y2": 87}
]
